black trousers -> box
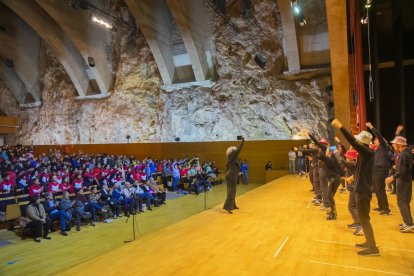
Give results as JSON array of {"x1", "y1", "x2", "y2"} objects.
[
  {"x1": 355, "y1": 192, "x2": 377, "y2": 249},
  {"x1": 396, "y1": 179, "x2": 413, "y2": 226},
  {"x1": 27, "y1": 218, "x2": 50, "y2": 238},
  {"x1": 373, "y1": 168, "x2": 390, "y2": 211},
  {"x1": 327, "y1": 176, "x2": 341, "y2": 212}
]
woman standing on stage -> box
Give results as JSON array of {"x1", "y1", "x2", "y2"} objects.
[{"x1": 223, "y1": 137, "x2": 245, "y2": 214}]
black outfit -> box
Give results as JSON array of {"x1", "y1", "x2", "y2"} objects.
[
  {"x1": 223, "y1": 139, "x2": 245, "y2": 212},
  {"x1": 319, "y1": 152, "x2": 344, "y2": 217},
  {"x1": 370, "y1": 127, "x2": 391, "y2": 212},
  {"x1": 340, "y1": 127, "x2": 377, "y2": 250},
  {"x1": 342, "y1": 160, "x2": 359, "y2": 224},
  {"x1": 309, "y1": 134, "x2": 329, "y2": 208},
  {"x1": 394, "y1": 147, "x2": 413, "y2": 226}
]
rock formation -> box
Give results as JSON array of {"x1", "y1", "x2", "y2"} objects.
[{"x1": 1, "y1": 0, "x2": 331, "y2": 145}]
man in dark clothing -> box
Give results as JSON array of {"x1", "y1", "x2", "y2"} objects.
[
  {"x1": 386, "y1": 136, "x2": 413, "y2": 232},
  {"x1": 307, "y1": 133, "x2": 330, "y2": 210},
  {"x1": 331, "y1": 118, "x2": 379, "y2": 256},
  {"x1": 366, "y1": 122, "x2": 391, "y2": 215}
]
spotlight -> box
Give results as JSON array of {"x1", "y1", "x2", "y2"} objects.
[
  {"x1": 174, "y1": 137, "x2": 180, "y2": 142},
  {"x1": 365, "y1": 0, "x2": 372, "y2": 9},
  {"x1": 91, "y1": 15, "x2": 113, "y2": 29},
  {"x1": 291, "y1": 1, "x2": 301, "y2": 15},
  {"x1": 293, "y1": 5, "x2": 300, "y2": 15}
]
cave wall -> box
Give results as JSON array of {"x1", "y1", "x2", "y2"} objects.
[{"x1": 5, "y1": 0, "x2": 331, "y2": 145}]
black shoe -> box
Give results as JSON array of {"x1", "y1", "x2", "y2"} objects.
[
  {"x1": 379, "y1": 210, "x2": 392, "y2": 216},
  {"x1": 224, "y1": 208, "x2": 233, "y2": 214},
  {"x1": 43, "y1": 236, "x2": 51, "y2": 240},
  {"x1": 148, "y1": 207, "x2": 153, "y2": 211},
  {"x1": 234, "y1": 206, "x2": 239, "y2": 209},
  {"x1": 347, "y1": 222, "x2": 358, "y2": 229},
  {"x1": 34, "y1": 238, "x2": 41, "y2": 243},
  {"x1": 61, "y1": 231, "x2": 68, "y2": 236},
  {"x1": 357, "y1": 247, "x2": 380, "y2": 256},
  {"x1": 373, "y1": 208, "x2": 382, "y2": 212},
  {"x1": 326, "y1": 213, "x2": 337, "y2": 220},
  {"x1": 76, "y1": 226, "x2": 80, "y2": 231},
  {"x1": 355, "y1": 242, "x2": 370, "y2": 248}
]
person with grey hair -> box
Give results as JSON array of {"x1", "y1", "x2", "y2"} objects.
[{"x1": 223, "y1": 137, "x2": 245, "y2": 214}]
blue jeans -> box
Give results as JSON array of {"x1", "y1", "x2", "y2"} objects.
[
  {"x1": 242, "y1": 171, "x2": 248, "y2": 184},
  {"x1": 298, "y1": 158, "x2": 304, "y2": 173},
  {"x1": 173, "y1": 176, "x2": 180, "y2": 191},
  {"x1": 138, "y1": 192, "x2": 155, "y2": 208},
  {"x1": 49, "y1": 210, "x2": 72, "y2": 231},
  {"x1": 123, "y1": 197, "x2": 135, "y2": 213}
]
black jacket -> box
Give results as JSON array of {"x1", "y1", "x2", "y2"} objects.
[
  {"x1": 340, "y1": 127, "x2": 375, "y2": 196},
  {"x1": 370, "y1": 127, "x2": 391, "y2": 170},
  {"x1": 394, "y1": 147, "x2": 413, "y2": 182}
]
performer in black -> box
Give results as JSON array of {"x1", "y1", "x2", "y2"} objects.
[
  {"x1": 223, "y1": 137, "x2": 245, "y2": 214},
  {"x1": 331, "y1": 118, "x2": 379, "y2": 256}
]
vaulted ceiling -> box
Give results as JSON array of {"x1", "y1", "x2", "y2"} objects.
[{"x1": 0, "y1": 0, "x2": 216, "y2": 106}]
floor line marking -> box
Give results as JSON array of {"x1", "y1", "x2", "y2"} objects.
[
  {"x1": 306, "y1": 201, "x2": 312, "y2": 208},
  {"x1": 273, "y1": 236, "x2": 289, "y2": 258},
  {"x1": 315, "y1": 239, "x2": 414, "y2": 253},
  {"x1": 308, "y1": 260, "x2": 409, "y2": 276}
]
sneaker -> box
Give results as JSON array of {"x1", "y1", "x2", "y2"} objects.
[
  {"x1": 379, "y1": 210, "x2": 392, "y2": 216},
  {"x1": 43, "y1": 236, "x2": 51, "y2": 240},
  {"x1": 353, "y1": 226, "x2": 363, "y2": 235},
  {"x1": 61, "y1": 231, "x2": 68, "y2": 236},
  {"x1": 357, "y1": 247, "x2": 380, "y2": 256},
  {"x1": 372, "y1": 208, "x2": 382, "y2": 212},
  {"x1": 400, "y1": 224, "x2": 414, "y2": 233},
  {"x1": 314, "y1": 200, "x2": 321, "y2": 206},
  {"x1": 355, "y1": 242, "x2": 370, "y2": 248}
]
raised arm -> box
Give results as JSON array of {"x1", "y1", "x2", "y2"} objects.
[
  {"x1": 308, "y1": 133, "x2": 327, "y2": 152},
  {"x1": 366, "y1": 122, "x2": 387, "y2": 147},
  {"x1": 228, "y1": 137, "x2": 245, "y2": 164}
]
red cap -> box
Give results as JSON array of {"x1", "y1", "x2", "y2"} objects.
[
  {"x1": 344, "y1": 149, "x2": 358, "y2": 160},
  {"x1": 318, "y1": 138, "x2": 329, "y2": 145}
]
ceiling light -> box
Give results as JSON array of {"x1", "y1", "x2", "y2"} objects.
[{"x1": 91, "y1": 15, "x2": 112, "y2": 29}]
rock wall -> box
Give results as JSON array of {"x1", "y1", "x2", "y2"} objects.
[{"x1": 4, "y1": 0, "x2": 331, "y2": 145}]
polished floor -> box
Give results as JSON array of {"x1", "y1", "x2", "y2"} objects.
[
  {"x1": 2, "y1": 176, "x2": 414, "y2": 276},
  {"x1": 0, "y1": 182, "x2": 260, "y2": 276},
  {"x1": 60, "y1": 175, "x2": 414, "y2": 276}
]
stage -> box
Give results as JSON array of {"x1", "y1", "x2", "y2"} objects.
[{"x1": 59, "y1": 176, "x2": 414, "y2": 276}]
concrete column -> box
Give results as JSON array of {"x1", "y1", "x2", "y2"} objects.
[
  {"x1": 277, "y1": 0, "x2": 300, "y2": 71},
  {"x1": 125, "y1": 0, "x2": 175, "y2": 85},
  {"x1": 326, "y1": 0, "x2": 352, "y2": 132},
  {"x1": 0, "y1": 6, "x2": 41, "y2": 103},
  {"x1": 0, "y1": 59, "x2": 27, "y2": 104},
  {"x1": 167, "y1": 0, "x2": 211, "y2": 81},
  {"x1": 1, "y1": 0, "x2": 90, "y2": 97},
  {"x1": 35, "y1": 0, "x2": 114, "y2": 95}
]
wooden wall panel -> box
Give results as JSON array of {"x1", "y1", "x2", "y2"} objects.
[{"x1": 34, "y1": 140, "x2": 307, "y2": 184}]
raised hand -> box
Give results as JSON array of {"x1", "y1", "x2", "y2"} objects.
[
  {"x1": 331, "y1": 119, "x2": 343, "y2": 129},
  {"x1": 366, "y1": 122, "x2": 373, "y2": 129},
  {"x1": 396, "y1": 125, "x2": 404, "y2": 135}
]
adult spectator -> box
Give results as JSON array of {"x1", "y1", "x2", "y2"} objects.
[
  {"x1": 241, "y1": 160, "x2": 248, "y2": 185},
  {"x1": 288, "y1": 148, "x2": 296, "y2": 174},
  {"x1": 25, "y1": 195, "x2": 51, "y2": 242}
]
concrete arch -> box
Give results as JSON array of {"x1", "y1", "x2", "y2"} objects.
[
  {"x1": 0, "y1": 58, "x2": 27, "y2": 105},
  {"x1": 1, "y1": 0, "x2": 91, "y2": 97},
  {"x1": 35, "y1": 0, "x2": 114, "y2": 95},
  {"x1": 0, "y1": 5, "x2": 42, "y2": 104}
]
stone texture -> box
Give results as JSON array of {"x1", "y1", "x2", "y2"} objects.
[{"x1": 2, "y1": 0, "x2": 331, "y2": 144}]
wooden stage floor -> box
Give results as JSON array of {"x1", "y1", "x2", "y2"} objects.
[{"x1": 60, "y1": 175, "x2": 414, "y2": 276}]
